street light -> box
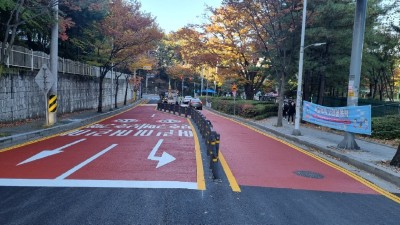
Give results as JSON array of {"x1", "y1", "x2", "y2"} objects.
[
  {"x1": 292, "y1": 0, "x2": 326, "y2": 136},
  {"x1": 214, "y1": 80, "x2": 216, "y2": 96},
  {"x1": 292, "y1": 41, "x2": 326, "y2": 135}
]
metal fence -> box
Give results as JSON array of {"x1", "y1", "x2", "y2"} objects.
[
  {"x1": 323, "y1": 96, "x2": 400, "y2": 117},
  {"x1": 0, "y1": 42, "x2": 107, "y2": 77}
]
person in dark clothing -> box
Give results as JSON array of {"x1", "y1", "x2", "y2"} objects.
[
  {"x1": 283, "y1": 101, "x2": 289, "y2": 119},
  {"x1": 287, "y1": 101, "x2": 296, "y2": 124}
]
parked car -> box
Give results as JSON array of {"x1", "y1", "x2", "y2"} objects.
[
  {"x1": 189, "y1": 98, "x2": 202, "y2": 110},
  {"x1": 182, "y1": 96, "x2": 192, "y2": 104}
]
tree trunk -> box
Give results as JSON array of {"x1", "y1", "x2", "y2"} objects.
[
  {"x1": 317, "y1": 72, "x2": 325, "y2": 105},
  {"x1": 124, "y1": 76, "x2": 129, "y2": 105},
  {"x1": 98, "y1": 75, "x2": 104, "y2": 113},
  {"x1": 390, "y1": 143, "x2": 400, "y2": 167},
  {"x1": 368, "y1": 82, "x2": 373, "y2": 98},
  {"x1": 379, "y1": 77, "x2": 383, "y2": 101},
  {"x1": 303, "y1": 70, "x2": 310, "y2": 102},
  {"x1": 244, "y1": 83, "x2": 254, "y2": 100},
  {"x1": 276, "y1": 71, "x2": 285, "y2": 127},
  {"x1": 372, "y1": 78, "x2": 378, "y2": 99},
  {"x1": 114, "y1": 77, "x2": 119, "y2": 109}
]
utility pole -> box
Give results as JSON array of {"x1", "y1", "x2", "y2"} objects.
[
  {"x1": 338, "y1": 0, "x2": 368, "y2": 150},
  {"x1": 201, "y1": 67, "x2": 204, "y2": 97},
  {"x1": 181, "y1": 77, "x2": 184, "y2": 98},
  {"x1": 48, "y1": 0, "x2": 58, "y2": 125}
]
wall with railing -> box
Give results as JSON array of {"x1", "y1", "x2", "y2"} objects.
[
  {"x1": 0, "y1": 42, "x2": 134, "y2": 123},
  {"x1": 0, "y1": 42, "x2": 125, "y2": 78}
]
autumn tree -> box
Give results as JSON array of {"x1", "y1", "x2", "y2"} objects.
[
  {"x1": 127, "y1": 53, "x2": 157, "y2": 100},
  {"x1": 93, "y1": 0, "x2": 162, "y2": 112},
  {"x1": 154, "y1": 30, "x2": 205, "y2": 94},
  {"x1": 225, "y1": 0, "x2": 308, "y2": 126},
  {"x1": 58, "y1": 0, "x2": 109, "y2": 61},
  {"x1": 203, "y1": 4, "x2": 270, "y2": 99}
]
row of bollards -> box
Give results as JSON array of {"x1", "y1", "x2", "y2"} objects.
[
  {"x1": 157, "y1": 102, "x2": 191, "y2": 117},
  {"x1": 157, "y1": 102, "x2": 221, "y2": 179}
]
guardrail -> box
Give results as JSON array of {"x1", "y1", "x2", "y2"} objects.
[{"x1": 157, "y1": 103, "x2": 221, "y2": 179}]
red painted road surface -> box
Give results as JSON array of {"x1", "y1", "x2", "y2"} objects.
[
  {"x1": 201, "y1": 110, "x2": 378, "y2": 195},
  {"x1": 0, "y1": 105, "x2": 198, "y2": 189}
]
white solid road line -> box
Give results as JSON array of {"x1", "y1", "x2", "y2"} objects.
[
  {"x1": 56, "y1": 144, "x2": 118, "y2": 180},
  {"x1": 0, "y1": 179, "x2": 198, "y2": 189}
]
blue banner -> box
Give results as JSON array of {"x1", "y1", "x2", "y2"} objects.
[{"x1": 302, "y1": 101, "x2": 371, "y2": 135}]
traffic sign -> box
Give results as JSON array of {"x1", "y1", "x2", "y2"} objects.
[
  {"x1": 231, "y1": 84, "x2": 237, "y2": 92},
  {"x1": 35, "y1": 64, "x2": 55, "y2": 94}
]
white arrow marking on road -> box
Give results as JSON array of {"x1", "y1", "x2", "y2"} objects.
[
  {"x1": 147, "y1": 139, "x2": 176, "y2": 168},
  {"x1": 17, "y1": 139, "x2": 86, "y2": 166}
]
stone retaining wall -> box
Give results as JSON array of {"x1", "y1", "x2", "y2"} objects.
[{"x1": 0, "y1": 69, "x2": 132, "y2": 122}]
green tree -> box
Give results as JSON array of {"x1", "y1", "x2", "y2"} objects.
[
  {"x1": 229, "y1": 0, "x2": 305, "y2": 126},
  {"x1": 0, "y1": 0, "x2": 54, "y2": 64}
]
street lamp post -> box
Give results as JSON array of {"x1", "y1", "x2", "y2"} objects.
[
  {"x1": 181, "y1": 77, "x2": 184, "y2": 98},
  {"x1": 206, "y1": 78, "x2": 209, "y2": 102},
  {"x1": 214, "y1": 80, "x2": 216, "y2": 96},
  {"x1": 201, "y1": 67, "x2": 204, "y2": 97},
  {"x1": 292, "y1": 0, "x2": 327, "y2": 136},
  {"x1": 193, "y1": 81, "x2": 196, "y2": 97},
  {"x1": 292, "y1": 42, "x2": 325, "y2": 136}
]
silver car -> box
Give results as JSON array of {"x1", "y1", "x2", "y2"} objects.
[{"x1": 189, "y1": 98, "x2": 202, "y2": 110}]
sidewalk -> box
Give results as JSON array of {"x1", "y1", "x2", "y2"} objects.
[{"x1": 0, "y1": 102, "x2": 399, "y2": 193}]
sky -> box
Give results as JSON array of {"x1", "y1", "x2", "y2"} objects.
[{"x1": 139, "y1": 0, "x2": 223, "y2": 33}]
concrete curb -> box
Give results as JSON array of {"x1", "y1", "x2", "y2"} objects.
[{"x1": 206, "y1": 107, "x2": 400, "y2": 188}]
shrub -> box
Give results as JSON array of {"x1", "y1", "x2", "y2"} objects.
[
  {"x1": 239, "y1": 103, "x2": 257, "y2": 118},
  {"x1": 205, "y1": 97, "x2": 278, "y2": 119},
  {"x1": 371, "y1": 115, "x2": 400, "y2": 140}
]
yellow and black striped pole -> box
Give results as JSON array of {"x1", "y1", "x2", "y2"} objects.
[{"x1": 48, "y1": 95, "x2": 57, "y2": 113}]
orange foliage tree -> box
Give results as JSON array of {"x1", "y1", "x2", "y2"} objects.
[
  {"x1": 203, "y1": 4, "x2": 271, "y2": 99},
  {"x1": 95, "y1": 0, "x2": 162, "y2": 112}
]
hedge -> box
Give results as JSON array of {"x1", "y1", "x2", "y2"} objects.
[
  {"x1": 371, "y1": 115, "x2": 400, "y2": 140},
  {"x1": 203, "y1": 97, "x2": 278, "y2": 120}
]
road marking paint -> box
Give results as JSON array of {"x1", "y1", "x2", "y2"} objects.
[
  {"x1": 151, "y1": 114, "x2": 155, "y2": 117},
  {"x1": 208, "y1": 110, "x2": 400, "y2": 203},
  {"x1": 0, "y1": 179, "x2": 198, "y2": 189},
  {"x1": 0, "y1": 103, "x2": 141, "y2": 153},
  {"x1": 17, "y1": 138, "x2": 86, "y2": 165},
  {"x1": 147, "y1": 139, "x2": 176, "y2": 168},
  {"x1": 188, "y1": 119, "x2": 206, "y2": 190},
  {"x1": 56, "y1": 144, "x2": 118, "y2": 180},
  {"x1": 219, "y1": 152, "x2": 241, "y2": 192}
]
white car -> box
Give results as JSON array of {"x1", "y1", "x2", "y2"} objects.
[{"x1": 182, "y1": 96, "x2": 192, "y2": 104}]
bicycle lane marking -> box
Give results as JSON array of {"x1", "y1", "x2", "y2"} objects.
[{"x1": 0, "y1": 106, "x2": 202, "y2": 190}]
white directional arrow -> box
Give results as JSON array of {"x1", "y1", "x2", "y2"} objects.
[
  {"x1": 17, "y1": 139, "x2": 86, "y2": 166},
  {"x1": 147, "y1": 139, "x2": 176, "y2": 168}
]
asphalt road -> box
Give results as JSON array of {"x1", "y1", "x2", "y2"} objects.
[{"x1": 0, "y1": 97, "x2": 399, "y2": 225}]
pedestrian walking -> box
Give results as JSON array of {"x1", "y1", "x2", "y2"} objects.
[
  {"x1": 287, "y1": 101, "x2": 295, "y2": 125},
  {"x1": 283, "y1": 101, "x2": 289, "y2": 120}
]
